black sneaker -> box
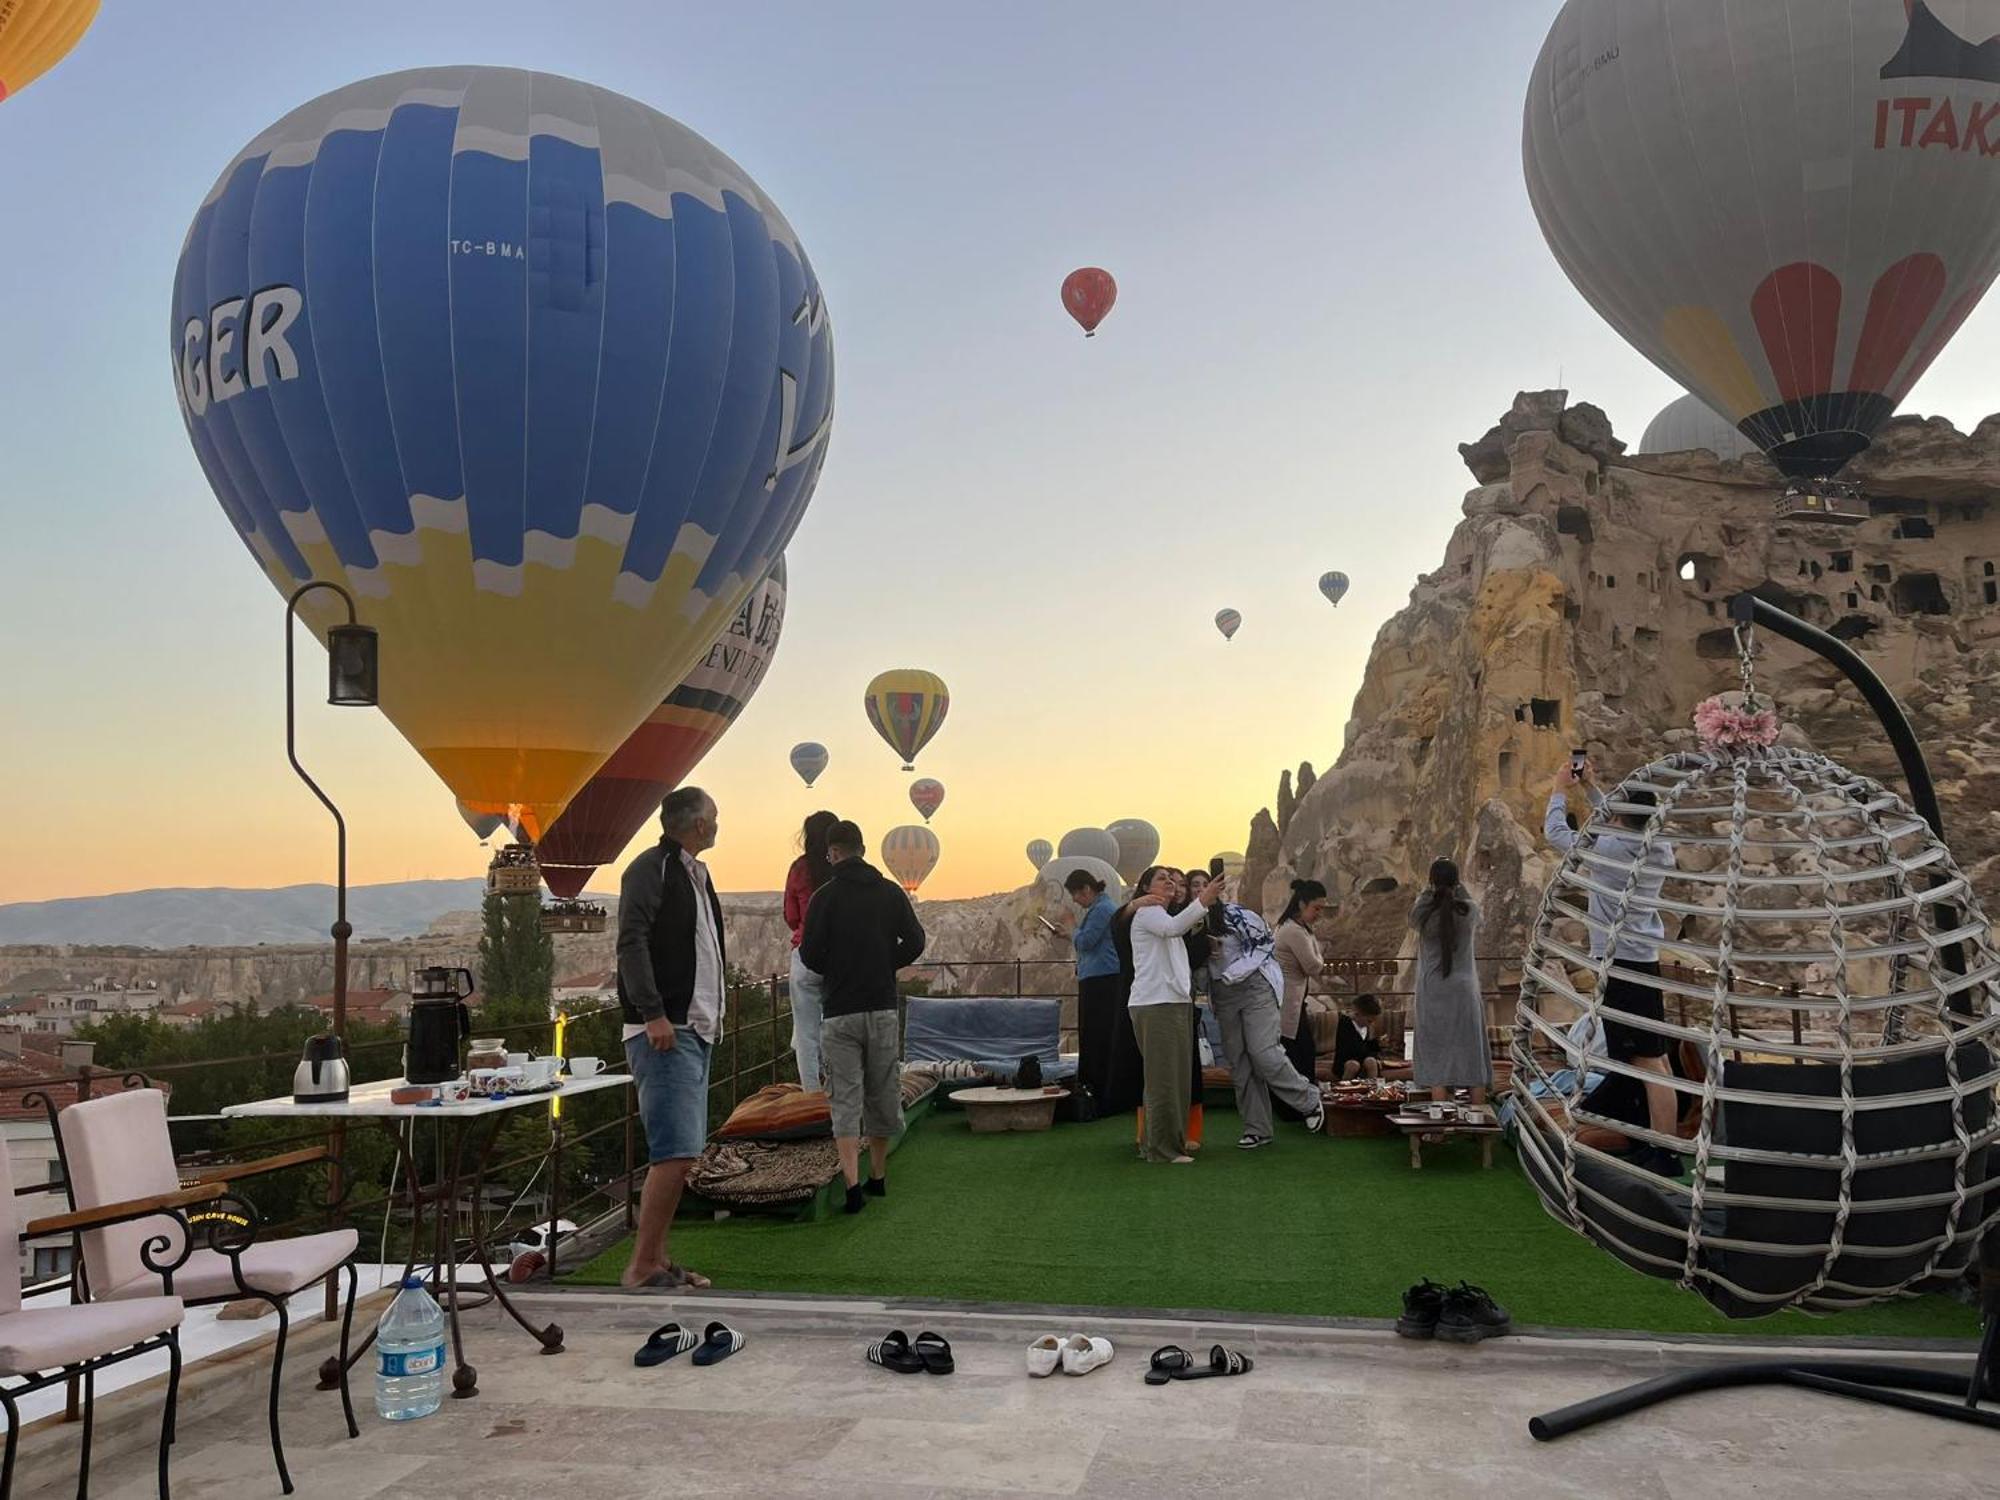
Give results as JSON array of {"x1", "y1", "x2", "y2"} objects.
[
  {"x1": 1395, "y1": 1279, "x2": 1446, "y2": 1340},
  {"x1": 1436, "y1": 1282, "x2": 1511, "y2": 1343}
]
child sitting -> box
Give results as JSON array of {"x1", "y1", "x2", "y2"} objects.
[{"x1": 1333, "y1": 994, "x2": 1385, "y2": 1080}]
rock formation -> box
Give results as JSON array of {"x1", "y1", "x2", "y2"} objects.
[{"x1": 1256, "y1": 391, "x2": 2000, "y2": 971}]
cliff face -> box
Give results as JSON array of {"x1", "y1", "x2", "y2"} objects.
[{"x1": 1255, "y1": 392, "x2": 2000, "y2": 967}]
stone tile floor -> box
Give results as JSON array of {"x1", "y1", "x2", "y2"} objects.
[{"x1": 18, "y1": 1291, "x2": 1996, "y2": 1498}]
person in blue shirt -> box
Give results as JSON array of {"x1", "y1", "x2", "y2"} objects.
[
  {"x1": 1543, "y1": 759, "x2": 1683, "y2": 1175},
  {"x1": 1065, "y1": 869, "x2": 1132, "y2": 1115}
]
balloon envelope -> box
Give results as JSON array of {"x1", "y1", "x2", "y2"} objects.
[
  {"x1": 173, "y1": 67, "x2": 834, "y2": 840},
  {"x1": 881, "y1": 824, "x2": 940, "y2": 895},
  {"x1": 1637, "y1": 393, "x2": 1762, "y2": 462},
  {"x1": 1025, "y1": 838, "x2": 1054, "y2": 871},
  {"x1": 1037, "y1": 854, "x2": 1125, "y2": 906},
  {"x1": 863, "y1": 669, "x2": 950, "y2": 770},
  {"x1": 1105, "y1": 818, "x2": 1160, "y2": 884},
  {"x1": 909, "y1": 778, "x2": 945, "y2": 823},
  {"x1": 0, "y1": 0, "x2": 96, "y2": 102},
  {"x1": 457, "y1": 800, "x2": 507, "y2": 841},
  {"x1": 1319, "y1": 572, "x2": 1350, "y2": 607},
  {"x1": 1525, "y1": 2, "x2": 2000, "y2": 479},
  {"x1": 1214, "y1": 609, "x2": 1242, "y2": 641},
  {"x1": 790, "y1": 741, "x2": 829, "y2": 788},
  {"x1": 1058, "y1": 827, "x2": 1121, "y2": 867},
  {"x1": 1061, "y1": 267, "x2": 1117, "y2": 336},
  {"x1": 537, "y1": 559, "x2": 787, "y2": 898}
]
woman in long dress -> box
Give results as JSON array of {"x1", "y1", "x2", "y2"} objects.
[{"x1": 1409, "y1": 858, "x2": 1492, "y2": 1104}]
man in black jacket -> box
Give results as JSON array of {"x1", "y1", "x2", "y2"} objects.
[
  {"x1": 615, "y1": 786, "x2": 726, "y2": 1288},
  {"x1": 800, "y1": 820, "x2": 927, "y2": 1213}
]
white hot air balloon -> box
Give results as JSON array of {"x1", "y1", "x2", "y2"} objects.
[
  {"x1": 1038, "y1": 855, "x2": 1126, "y2": 906},
  {"x1": 1636, "y1": 392, "x2": 1762, "y2": 463},
  {"x1": 1105, "y1": 819, "x2": 1160, "y2": 884},
  {"x1": 1025, "y1": 838, "x2": 1054, "y2": 872},
  {"x1": 1059, "y1": 827, "x2": 1121, "y2": 867}
]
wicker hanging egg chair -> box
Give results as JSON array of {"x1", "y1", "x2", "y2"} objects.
[{"x1": 1511, "y1": 684, "x2": 2000, "y2": 1319}]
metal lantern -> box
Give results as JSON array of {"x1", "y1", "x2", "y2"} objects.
[
  {"x1": 325, "y1": 622, "x2": 379, "y2": 706},
  {"x1": 1512, "y1": 730, "x2": 2000, "y2": 1318}
]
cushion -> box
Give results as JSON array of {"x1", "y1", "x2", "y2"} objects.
[
  {"x1": 57, "y1": 1090, "x2": 185, "y2": 1298},
  {"x1": 716, "y1": 1083, "x2": 832, "y2": 1141},
  {"x1": 690, "y1": 1139, "x2": 839, "y2": 1206},
  {"x1": 904, "y1": 997, "x2": 1064, "y2": 1069},
  {"x1": 0, "y1": 1296, "x2": 183, "y2": 1376},
  {"x1": 105, "y1": 1229, "x2": 358, "y2": 1303}
]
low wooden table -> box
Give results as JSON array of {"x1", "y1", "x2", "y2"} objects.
[
  {"x1": 950, "y1": 1086, "x2": 1069, "y2": 1133},
  {"x1": 1388, "y1": 1112, "x2": 1503, "y2": 1169}
]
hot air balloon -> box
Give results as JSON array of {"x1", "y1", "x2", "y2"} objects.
[
  {"x1": 1525, "y1": 2, "x2": 2000, "y2": 483},
  {"x1": 864, "y1": 669, "x2": 949, "y2": 771},
  {"x1": 173, "y1": 68, "x2": 834, "y2": 842},
  {"x1": 909, "y1": 778, "x2": 945, "y2": 823},
  {"x1": 1061, "y1": 267, "x2": 1117, "y2": 337},
  {"x1": 536, "y1": 560, "x2": 788, "y2": 898},
  {"x1": 1319, "y1": 572, "x2": 1350, "y2": 607},
  {"x1": 1636, "y1": 392, "x2": 1762, "y2": 462},
  {"x1": 1105, "y1": 819, "x2": 1160, "y2": 884},
  {"x1": 881, "y1": 824, "x2": 941, "y2": 896},
  {"x1": 1037, "y1": 854, "x2": 1125, "y2": 905},
  {"x1": 1214, "y1": 609, "x2": 1242, "y2": 642},
  {"x1": 790, "y1": 741, "x2": 829, "y2": 788},
  {"x1": 0, "y1": 0, "x2": 96, "y2": 103},
  {"x1": 1059, "y1": 827, "x2": 1121, "y2": 867},
  {"x1": 1025, "y1": 838, "x2": 1054, "y2": 872},
  {"x1": 457, "y1": 800, "x2": 507, "y2": 841}
]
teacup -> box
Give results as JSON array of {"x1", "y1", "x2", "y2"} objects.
[
  {"x1": 520, "y1": 1057, "x2": 561, "y2": 1089},
  {"x1": 567, "y1": 1056, "x2": 604, "y2": 1078}
]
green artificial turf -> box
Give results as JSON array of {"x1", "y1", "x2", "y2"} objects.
[{"x1": 566, "y1": 1109, "x2": 1980, "y2": 1341}]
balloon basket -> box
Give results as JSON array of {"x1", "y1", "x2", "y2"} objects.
[
  {"x1": 541, "y1": 899, "x2": 607, "y2": 935},
  {"x1": 487, "y1": 842, "x2": 542, "y2": 894}
]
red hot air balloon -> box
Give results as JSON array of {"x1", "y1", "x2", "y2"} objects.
[
  {"x1": 909, "y1": 778, "x2": 945, "y2": 823},
  {"x1": 1061, "y1": 268, "x2": 1117, "y2": 337}
]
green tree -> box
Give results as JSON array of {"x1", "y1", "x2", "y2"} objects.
[{"x1": 476, "y1": 889, "x2": 554, "y2": 1016}]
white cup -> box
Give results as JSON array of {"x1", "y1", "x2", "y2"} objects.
[
  {"x1": 523, "y1": 1057, "x2": 560, "y2": 1089},
  {"x1": 506, "y1": 1052, "x2": 530, "y2": 1069},
  {"x1": 568, "y1": 1056, "x2": 604, "y2": 1078}
]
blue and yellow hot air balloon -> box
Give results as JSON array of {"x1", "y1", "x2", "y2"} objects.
[
  {"x1": 1319, "y1": 572, "x2": 1349, "y2": 607},
  {"x1": 863, "y1": 669, "x2": 949, "y2": 771},
  {"x1": 171, "y1": 68, "x2": 834, "y2": 841},
  {"x1": 0, "y1": 0, "x2": 97, "y2": 103},
  {"x1": 790, "y1": 741, "x2": 829, "y2": 788}
]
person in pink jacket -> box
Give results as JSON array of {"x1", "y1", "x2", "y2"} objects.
[{"x1": 783, "y1": 810, "x2": 838, "y2": 1089}]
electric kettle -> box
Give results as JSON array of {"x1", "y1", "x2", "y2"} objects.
[
  {"x1": 293, "y1": 1031, "x2": 351, "y2": 1104},
  {"x1": 404, "y1": 967, "x2": 476, "y2": 1084}
]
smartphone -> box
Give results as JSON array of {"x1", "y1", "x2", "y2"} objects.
[
  {"x1": 1035, "y1": 915, "x2": 1061, "y2": 935},
  {"x1": 1570, "y1": 748, "x2": 1588, "y2": 776},
  {"x1": 1208, "y1": 856, "x2": 1226, "y2": 880}
]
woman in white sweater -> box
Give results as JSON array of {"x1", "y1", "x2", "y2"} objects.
[{"x1": 1115, "y1": 865, "x2": 1225, "y2": 1163}]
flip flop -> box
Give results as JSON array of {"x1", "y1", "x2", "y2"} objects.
[
  {"x1": 1145, "y1": 1345, "x2": 1195, "y2": 1386},
  {"x1": 622, "y1": 1266, "x2": 688, "y2": 1291},
  {"x1": 866, "y1": 1329, "x2": 925, "y2": 1374},
  {"x1": 668, "y1": 1261, "x2": 712, "y2": 1289},
  {"x1": 691, "y1": 1321, "x2": 746, "y2": 1366},
  {"x1": 1173, "y1": 1344, "x2": 1254, "y2": 1380},
  {"x1": 633, "y1": 1322, "x2": 700, "y2": 1367},
  {"x1": 913, "y1": 1330, "x2": 955, "y2": 1375}
]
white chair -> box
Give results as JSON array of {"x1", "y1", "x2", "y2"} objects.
[
  {"x1": 3, "y1": 1134, "x2": 194, "y2": 1500},
  {"x1": 56, "y1": 1090, "x2": 360, "y2": 1496}
]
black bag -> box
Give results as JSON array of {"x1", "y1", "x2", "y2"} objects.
[
  {"x1": 1015, "y1": 1054, "x2": 1043, "y2": 1090},
  {"x1": 1057, "y1": 1077, "x2": 1097, "y2": 1124}
]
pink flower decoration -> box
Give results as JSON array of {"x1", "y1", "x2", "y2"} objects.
[{"x1": 1694, "y1": 695, "x2": 1781, "y2": 752}]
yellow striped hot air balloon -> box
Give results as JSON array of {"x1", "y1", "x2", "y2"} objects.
[
  {"x1": 0, "y1": 0, "x2": 97, "y2": 102},
  {"x1": 863, "y1": 669, "x2": 950, "y2": 771},
  {"x1": 881, "y1": 824, "x2": 940, "y2": 896}
]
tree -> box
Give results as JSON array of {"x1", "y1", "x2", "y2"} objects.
[{"x1": 476, "y1": 889, "x2": 555, "y2": 1019}]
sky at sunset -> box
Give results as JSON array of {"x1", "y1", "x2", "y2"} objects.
[{"x1": 10, "y1": 1, "x2": 2000, "y2": 909}]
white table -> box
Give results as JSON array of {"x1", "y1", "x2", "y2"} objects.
[{"x1": 224, "y1": 1073, "x2": 631, "y2": 1397}]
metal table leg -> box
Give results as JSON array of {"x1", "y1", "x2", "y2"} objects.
[{"x1": 459, "y1": 1111, "x2": 564, "y2": 1356}]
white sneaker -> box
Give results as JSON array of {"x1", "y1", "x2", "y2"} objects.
[
  {"x1": 1026, "y1": 1334, "x2": 1063, "y2": 1378},
  {"x1": 1060, "y1": 1333, "x2": 1114, "y2": 1376}
]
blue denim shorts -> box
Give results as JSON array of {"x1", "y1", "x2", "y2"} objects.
[{"x1": 624, "y1": 1026, "x2": 712, "y2": 1164}]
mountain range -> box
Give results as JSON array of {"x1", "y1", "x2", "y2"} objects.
[{"x1": 0, "y1": 880, "x2": 545, "y2": 947}]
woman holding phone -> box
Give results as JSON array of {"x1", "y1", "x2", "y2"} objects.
[
  {"x1": 1115, "y1": 865, "x2": 1225, "y2": 1163},
  {"x1": 1065, "y1": 868, "x2": 1133, "y2": 1114}
]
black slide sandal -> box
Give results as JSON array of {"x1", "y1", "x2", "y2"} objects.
[
  {"x1": 691, "y1": 1321, "x2": 746, "y2": 1366},
  {"x1": 913, "y1": 1330, "x2": 954, "y2": 1375},
  {"x1": 1173, "y1": 1344, "x2": 1254, "y2": 1380},
  {"x1": 633, "y1": 1322, "x2": 700, "y2": 1367},
  {"x1": 1145, "y1": 1345, "x2": 1194, "y2": 1386},
  {"x1": 866, "y1": 1329, "x2": 925, "y2": 1374}
]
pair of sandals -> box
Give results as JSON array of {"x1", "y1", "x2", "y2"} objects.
[
  {"x1": 866, "y1": 1328, "x2": 955, "y2": 1375},
  {"x1": 626, "y1": 1262, "x2": 711, "y2": 1290},
  {"x1": 633, "y1": 1320, "x2": 744, "y2": 1367},
  {"x1": 1144, "y1": 1344, "x2": 1254, "y2": 1385}
]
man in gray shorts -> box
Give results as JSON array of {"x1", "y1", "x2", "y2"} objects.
[{"x1": 800, "y1": 820, "x2": 927, "y2": 1214}]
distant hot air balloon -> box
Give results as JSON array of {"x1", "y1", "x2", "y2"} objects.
[
  {"x1": 1025, "y1": 838, "x2": 1054, "y2": 872},
  {"x1": 1637, "y1": 393, "x2": 1762, "y2": 462},
  {"x1": 1037, "y1": 854, "x2": 1126, "y2": 905},
  {"x1": 457, "y1": 800, "x2": 507, "y2": 841},
  {"x1": 1061, "y1": 267, "x2": 1117, "y2": 337},
  {"x1": 909, "y1": 778, "x2": 946, "y2": 823},
  {"x1": 864, "y1": 669, "x2": 950, "y2": 771},
  {"x1": 537, "y1": 561, "x2": 788, "y2": 899},
  {"x1": 1059, "y1": 827, "x2": 1121, "y2": 867},
  {"x1": 1525, "y1": 2, "x2": 2000, "y2": 481},
  {"x1": 173, "y1": 68, "x2": 834, "y2": 842},
  {"x1": 882, "y1": 824, "x2": 941, "y2": 896},
  {"x1": 0, "y1": 0, "x2": 97, "y2": 103},
  {"x1": 790, "y1": 741, "x2": 829, "y2": 788},
  {"x1": 1214, "y1": 609, "x2": 1242, "y2": 642},
  {"x1": 1210, "y1": 851, "x2": 1246, "y2": 887},
  {"x1": 1105, "y1": 819, "x2": 1160, "y2": 884},
  {"x1": 1319, "y1": 572, "x2": 1350, "y2": 607}
]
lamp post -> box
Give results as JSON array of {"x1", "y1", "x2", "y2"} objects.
[{"x1": 285, "y1": 582, "x2": 379, "y2": 1042}]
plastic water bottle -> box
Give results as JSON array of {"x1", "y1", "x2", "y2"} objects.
[{"x1": 374, "y1": 1274, "x2": 447, "y2": 1421}]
